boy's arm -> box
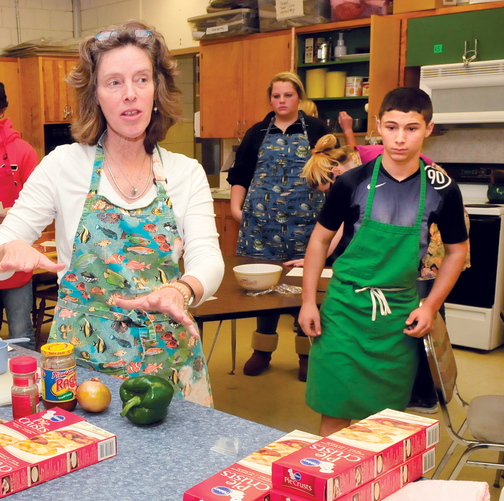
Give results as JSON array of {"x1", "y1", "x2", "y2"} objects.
[
  {"x1": 298, "y1": 223, "x2": 336, "y2": 337},
  {"x1": 405, "y1": 239, "x2": 469, "y2": 338}
]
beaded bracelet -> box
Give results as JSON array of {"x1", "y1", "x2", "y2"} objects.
[
  {"x1": 177, "y1": 279, "x2": 196, "y2": 304},
  {"x1": 154, "y1": 282, "x2": 191, "y2": 310}
]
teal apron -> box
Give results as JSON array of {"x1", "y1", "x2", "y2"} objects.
[
  {"x1": 49, "y1": 142, "x2": 212, "y2": 407},
  {"x1": 306, "y1": 156, "x2": 425, "y2": 420},
  {"x1": 237, "y1": 113, "x2": 325, "y2": 260}
]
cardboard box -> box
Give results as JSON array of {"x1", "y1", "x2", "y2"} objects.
[
  {"x1": 271, "y1": 409, "x2": 439, "y2": 501},
  {"x1": 184, "y1": 430, "x2": 321, "y2": 501},
  {"x1": 0, "y1": 408, "x2": 117, "y2": 497},
  {"x1": 269, "y1": 448, "x2": 436, "y2": 501},
  {"x1": 258, "y1": 0, "x2": 331, "y2": 33},
  {"x1": 393, "y1": 0, "x2": 452, "y2": 14}
]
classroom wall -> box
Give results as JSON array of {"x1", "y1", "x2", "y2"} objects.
[{"x1": 0, "y1": 0, "x2": 208, "y2": 52}]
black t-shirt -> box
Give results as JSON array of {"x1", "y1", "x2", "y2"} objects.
[
  {"x1": 319, "y1": 160, "x2": 468, "y2": 262},
  {"x1": 227, "y1": 111, "x2": 331, "y2": 190}
]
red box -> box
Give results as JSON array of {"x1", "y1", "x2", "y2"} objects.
[
  {"x1": 271, "y1": 409, "x2": 439, "y2": 501},
  {"x1": 269, "y1": 448, "x2": 436, "y2": 501},
  {"x1": 184, "y1": 430, "x2": 321, "y2": 501},
  {"x1": 330, "y1": 0, "x2": 389, "y2": 22},
  {"x1": 0, "y1": 408, "x2": 117, "y2": 497}
]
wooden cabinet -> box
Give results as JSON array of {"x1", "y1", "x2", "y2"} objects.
[
  {"x1": 406, "y1": 9, "x2": 504, "y2": 66},
  {"x1": 0, "y1": 58, "x2": 22, "y2": 135},
  {"x1": 19, "y1": 56, "x2": 77, "y2": 158},
  {"x1": 200, "y1": 31, "x2": 293, "y2": 138},
  {"x1": 213, "y1": 198, "x2": 240, "y2": 256},
  {"x1": 296, "y1": 16, "x2": 401, "y2": 136}
]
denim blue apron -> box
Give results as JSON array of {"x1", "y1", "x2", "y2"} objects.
[
  {"x1": 237, "y1": 113, "x2": 326, "y2": 260},
  {"x1": 307, "y1": 156, "x2": 426, "y2": 420},
  {"x1": 49, "y1": 142, "x2": 212, "y2": 407}
]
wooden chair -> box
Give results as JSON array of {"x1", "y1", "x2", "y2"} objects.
[
  {"x1": 424, "y1": 329, "x2": 504, "y2": 486},
  {"x1": 32, "y1": 272, "x2": 59, "y2": 349}
]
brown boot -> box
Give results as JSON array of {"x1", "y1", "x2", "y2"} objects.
[
  {"x1": 296, "y1": 336, "x2": 311, "y2": 382},
  {"x1": 243, "y1": 332, "x2": 278, "y2": 376}
]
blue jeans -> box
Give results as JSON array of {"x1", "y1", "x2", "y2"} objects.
[{"x1": 0, "y1": 281, "x2": 36, "y2": 351}]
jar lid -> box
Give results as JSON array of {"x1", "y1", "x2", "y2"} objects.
[
  {"x1": 40, "y1": 342, "x2": 74, "y2": 357},
  {"x1": 9, "y1": 356, "x2": 38, "y2": 374}
]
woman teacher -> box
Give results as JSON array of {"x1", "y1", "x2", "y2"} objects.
[{"x1": 0, "y1": 20, "x2": 224, "y2": 407}]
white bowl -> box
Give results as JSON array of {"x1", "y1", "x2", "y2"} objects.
[{"x1": 233, "y1": 263, "x2": 283, "y2": 292}]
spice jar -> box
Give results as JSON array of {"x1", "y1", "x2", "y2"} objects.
[
  {"x1": 10, "y1": 356, "x2": 40, "y2": 419},
  {"x1": 40, "y1": 343, "x2": 77, "y2": 411}
]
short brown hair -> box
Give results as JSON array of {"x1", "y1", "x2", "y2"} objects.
[
  {"x1": 378, "y1": 87, "x2": 433, "y2": 124},
  {"x1": 67, "y1": 19, "x2": 183, "y2": 154},
  {"x1": 267, "y1": 72, "x2": 306, "y2": 101}
]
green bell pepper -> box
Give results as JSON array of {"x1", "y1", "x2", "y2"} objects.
[{"x1": 119, "y1": 375, "x2": 174, "y2": 425}]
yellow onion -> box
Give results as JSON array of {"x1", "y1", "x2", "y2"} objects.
[{"x1": 76, "y1": 378, "x2": 112, "y2": 412}]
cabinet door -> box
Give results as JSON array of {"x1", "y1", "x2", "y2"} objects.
[
  {"x1": 368, "y1": 16, "x2": 401, "y2": 134},
  {"x1": 241, "y1": 32, "x2": 292, "y2": 133},
  {"x1": 406, "y1": 9, "x2": 504, "y2": 67},
  {"x1": 42, "y1": 57, "x2": 77, "y2": 123},
  {"x1": 200, "y1": 40, "x2": 243, "y2": 138},
  {"x1": 0, "y1": 58, "x2": 22, "y2": 134}
]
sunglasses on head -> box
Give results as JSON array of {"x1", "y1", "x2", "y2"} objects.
[{"x1": 95, "y1": 29, "x2": 153, "y2": 40}]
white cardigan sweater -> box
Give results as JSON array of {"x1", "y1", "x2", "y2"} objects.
[{"x1": 0, "y1": 143, "x2": 224, "y2": 304}]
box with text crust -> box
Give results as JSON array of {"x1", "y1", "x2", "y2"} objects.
[
  {"x1": 0, "y1": 408, "x2": 116, "y2": 498},
  {"x1": 271, "y1": 409, "x2": 438, "y2": 501}
]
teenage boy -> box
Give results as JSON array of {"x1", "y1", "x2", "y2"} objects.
[{"x1": 298, "y1": 87, "x2": 469, "y2": 437}]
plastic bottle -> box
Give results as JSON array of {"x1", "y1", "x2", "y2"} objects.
[
  {"x1": 40, "y1": 342, "x2": 77, "y2": 411},
  {"x1": 334, "y1": 33, "x2": 347, "y2": 59},
  {"x1": 10, "y1": 356, "x2": 40, "y2": 419}
]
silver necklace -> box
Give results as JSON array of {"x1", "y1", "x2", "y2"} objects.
[{"x1": 104, "y1": 150, "x2": 153, "y2": 200}]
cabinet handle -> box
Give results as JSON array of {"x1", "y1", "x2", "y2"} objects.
[
  {"x1": 463, "y1": 39, "x2": 478, "y2": 67},
  {"x1": 63, "y1": 105, "x2": 72, "y2": 120}
]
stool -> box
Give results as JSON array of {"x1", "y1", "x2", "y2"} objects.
[{"x1": 32, "y1": 285, "x2": 59, "y2": 349}]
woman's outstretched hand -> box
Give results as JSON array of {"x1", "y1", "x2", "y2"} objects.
[
  {"x1": 115, "y1": 289, "x2": 199, "y2": 338},
  {"x1": 0, "y1": 240, "x2": 66, "y2": 275}
]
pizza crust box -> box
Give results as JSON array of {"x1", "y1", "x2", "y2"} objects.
[
  {"x1": 269, "y1": 448, "x2": 436, "y2": 501},
  {"x1": 271, "y1": 409, "x2": 439, "y2": 501},
  {"x1": 0, "y1": 408, "x2": 117, "y2": 497},
  {"x1": 183, "y1": 430, "x2": 321, "y2": 501}
]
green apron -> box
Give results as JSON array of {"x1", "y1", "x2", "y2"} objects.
[{"x1": 306, "y1": 156, "x2": 426, "y2": 420}]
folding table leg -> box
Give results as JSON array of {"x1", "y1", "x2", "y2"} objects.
[
  {"x1": 230, "y1": 319, "x2": 237, "y2": 375},
  {"x1": 206, "y1": 320, "x2": 224, "y2": 365}
]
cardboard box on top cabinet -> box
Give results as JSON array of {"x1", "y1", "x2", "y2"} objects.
[
  {"x1": 0, "y1": 408, "x2": 117, "y2": 497},
  {"x1": 183, "y1": 430, "x2": 321, "y2": 501},
  {"x1": 271, "y1": 409, "x2": 439, "y2": 501},
  {"x1": 393, "y1": 0, "x2": 452, "y2": 14}
]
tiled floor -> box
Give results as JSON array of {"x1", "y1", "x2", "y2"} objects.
[{"x1": 203, "y1": 314, "x2": 504, "y2": 500}]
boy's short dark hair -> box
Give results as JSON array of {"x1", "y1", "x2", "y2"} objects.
[{"x1": 378, "y1": 87, "x2": 433, "y2": 124}]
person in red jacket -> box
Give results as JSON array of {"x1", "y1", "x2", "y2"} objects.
[{"x1": 0, "y1": 82, "x2": 38, "y2": 350}]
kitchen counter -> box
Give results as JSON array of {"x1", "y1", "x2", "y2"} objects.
[{"x1": 0, "y1": 348, "x2": 283, "y2": 500}]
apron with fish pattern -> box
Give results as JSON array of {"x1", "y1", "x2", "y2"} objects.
[
  {"x1": 49, "y1": 143, "x2": 212, "y2": 407},
  {"x1": 237, "y1": 113, "x2": 326, "y2": 260}
]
